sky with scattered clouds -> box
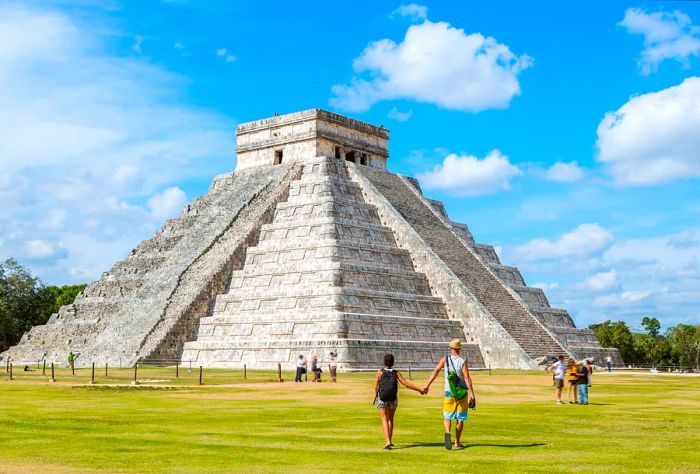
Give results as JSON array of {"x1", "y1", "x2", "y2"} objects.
[{"x1": 1, "y1": 0, "x2": 699, "y2": 330}]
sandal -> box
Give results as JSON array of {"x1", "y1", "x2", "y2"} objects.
[{"x1": 445, "y1": 433, "x2": 452, "y2": 450}]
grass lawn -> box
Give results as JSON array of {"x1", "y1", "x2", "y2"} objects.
[{"x1": 1, "y1": 366, "x2": 699, "y2": 473}]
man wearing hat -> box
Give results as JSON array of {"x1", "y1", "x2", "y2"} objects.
[{"x1": 423, "y1": 339, "x2": 476, "y2": 450}]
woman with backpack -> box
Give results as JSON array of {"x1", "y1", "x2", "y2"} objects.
[{"x1": 374, "y1": 353, "x2": 426, "y2": 450}]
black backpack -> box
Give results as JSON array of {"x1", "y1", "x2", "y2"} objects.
[{"x1": 378, "y1": 368, "x2": 398, "y2": 402}]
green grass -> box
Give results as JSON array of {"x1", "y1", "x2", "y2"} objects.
[{"x1": 1, "y1": 367, "x2": 699, "y2": 473}]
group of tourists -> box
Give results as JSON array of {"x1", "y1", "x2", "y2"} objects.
[
  {"x1": 294, "y1": 352, "x2": 337, "y2": 382},
  {"x1": 373, "y1": 339, "x2": 476, "y2": 450},
  {"x1": 549, "y1": 355, "x2": 592, "y2": 405}
]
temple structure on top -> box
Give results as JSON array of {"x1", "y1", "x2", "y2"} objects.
[
  {"x1": 1, "y1": 109, "x2": 622, "y2": 370},
  {"x1": 235, "y1": 109, "x2": 389, "y2": 170}
]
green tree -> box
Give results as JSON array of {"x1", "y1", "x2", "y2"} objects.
[
  {"x1": 667, "y1": 324, "x2": 700, "y2": 370},
  {"x1": 0, "y1": 259, "x2": 86, "y2": 352},
  {"x1": 590, "y1": 320, "x2": 637, "y2": 364},
  {"x1": 641, "y1": 316, "x2": 661, "y2": 337}
]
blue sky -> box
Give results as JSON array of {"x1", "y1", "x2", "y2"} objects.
[{"x1": 1, "y1": 1, "x2": 699, "y2": 330}]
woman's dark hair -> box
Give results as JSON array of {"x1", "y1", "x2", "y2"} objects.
[{"x1": 383, "y1": 353, "x2": 395, "y2": 368}]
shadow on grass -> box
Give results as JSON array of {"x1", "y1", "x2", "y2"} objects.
[{"x1": 392, "y1": 442, "x2": 545, "y2": 450}]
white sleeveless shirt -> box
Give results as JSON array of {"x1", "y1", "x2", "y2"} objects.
[{"x1": 444, "y1": 355, "x2": 466, "y2": 394}]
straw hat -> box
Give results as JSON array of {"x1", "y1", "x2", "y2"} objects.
[{"x1": 449, "y1": 339, "x2": 462, "y2": 349}]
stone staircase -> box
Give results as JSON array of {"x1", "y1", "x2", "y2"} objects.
[
  {"x1": 357, "y1": 166, "x2": 568, "y2": 360},
  {"x1": 181, "y1": 157, "x2": 483, "y2": 369},
  {"x1": 2, "y1": 164, "x2": 300, "y2": 367}
]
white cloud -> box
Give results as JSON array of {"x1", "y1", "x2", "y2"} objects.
[
  {"x1": 147, "y1": 187, "x2": 187, "y2": 220},
  {"x1": 594, "y1": 290, "x2": 651, "y2": 308},
  {"x1": 619, "y1": 8, "x2": 700, "y2": 75},
  {"x1": 133, "y1": 35, "x2": 143, "y2": 54},
  {"x1": 583, "y1": 270, "x2": 617, "y2": 291},
  {"x1": 387, "y1": 107, "x2": 413, "y2": 121},
  {"x1": 596, "y1": 77, "x2": 700, "y2": 186},
  {"x1": 0, "y1": 4, "x2": 233, "y2": 284},
  {"x1": 512, "y1": 224, "x2": 614, "y2": 262},
  {"x1": 23, "y1": 239, "x2": 67, "y2": 263},
  {"x1": 174, "y1": 42, "x2": 184, "y2": 50},
  {"x1": 418, "y1": 150, "x2": 522, "y2": 196},
  {"x1": 391, "y1": 4, "x2": 428, "y2": 21},
  {"x1": 330, "y1": 20, "x2": 532, "y2": 112},
  {"x1": 543, "y1": 161, "x2": 584, "y2": 182},
  {"x1": 216, "y1": 47, "x2": 236, "y2": 62},
  {"x1": 532, "y1": 282, "x2": 559, "y2": 292}
]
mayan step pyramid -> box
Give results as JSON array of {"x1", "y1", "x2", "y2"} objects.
[{"x1": 1, "y1": 109, "x2": 622, "y2": 370}]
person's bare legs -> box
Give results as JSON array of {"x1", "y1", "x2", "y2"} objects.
[
  {"x1": 455, "y1": 421, "x2": 464, "y2": 448},
  {"x1": 379, "y1": 408, "x2": 391, "y2": 448},
  {"x1": 556, "y1": 387, "x2": 562, "y2": 403},
  {"x1": 386, "y1": 408, "x2": 396, "y2": 445}
]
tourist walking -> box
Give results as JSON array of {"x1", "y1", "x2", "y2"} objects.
[
  {"x1": 576, "y1": 361, "x2": 589, "y2": 405},
  {"x1": 374, "y1": 353, "x2": 425, "y2": 450},
  {"x1": 294, "y1": 354, "x2": 307, "y2": 382},
  {"x1": 328, "y1": 351, "x2": 337, "y2": 382},
  {"x1": 566, "y1": 358, "x2": 578, "y2": 404},
  {"x1": 67, "y1": 351, "x2": 79, "y2": 370},
  {"x1": 310, "y1": 354, "x2": 322, "y2": 382},
  {"x1": 423, "y1": 339, "x2": 476, "y2": 450},
  {"x1": 549, "y1": 355, "x2": 566, "y2": 404},
  {"x1": 606, "y1": 355, "x2": 612, "y2": 372}
]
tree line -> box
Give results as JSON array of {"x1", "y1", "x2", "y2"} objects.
[
  {"x1": 0, "y1": 259, "x2": 86, "y2": 353},
  {"x1": 590, "y1": 317, "x2": 700, "y2": 370}
]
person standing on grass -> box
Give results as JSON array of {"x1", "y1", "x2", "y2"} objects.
[
  {"x1": 294, "y1": 354, "x2": 307, "y2": 383},
  {"x1": 566, "y1": 358, "x2": 578, "y2": 404},
  {"x1": 586, "y1": 359, "x2": 593, "y2": 388},
  {"x1": 549, "y1": 355, "x2": 566, "y2": 404},
  {"x1": 606, "y1": 355, "x2": 612, "y2": 372},
  {"x1": 374, "y1": 353, "x2": 425, "y2": 450},
  {"x1": 328, "y1": 351, "x2": 337, "y2": 382},
  {"x1": 68, "y1": 351, "x2": 78, "y2": 370},
  {"x1": 423, "y1": 339, "x2": 476, "y2": 450},
  {"x1": 576, "y1": 361, "x2": 589, "y2": 405}
]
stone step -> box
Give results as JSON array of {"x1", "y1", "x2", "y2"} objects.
[
  {"x1": 528, "y1": 305, "x2": 576, "y2": 329},
  {"x1": 212, "y1": 286, "x2": 448, "y2": 319},
  {"x1": 273, "y1": 196, "x2": 379, "y2": 223},
  {"x1": 473, "y1": 243, "x2": 500, "y2": 265},
  {"x1": 245, "y1": 238, "x2": 415, "y2": 271},
  {"x1": 229, "y1": 261, "x2": 431, "y2": 295},
  {"x1": 287, "y1": 175, "x2": 364, "y2": 202},
  {"x1": 258, "y1": 217, "x2": 396, "y2": 246},
  {"x1": 181, "y1": 339, "x2": 485, "y2": 369},
  {"x1": 510, "y1": 284, "x2": 550, "y2": 308},
  {"x1": 110, "y1": 256, "x2": 168, "y2": 276},
  {"x1": 450, "y1": 222, "x2": 475, "y2": 244},
  {"x1": 80, "y1": 279, "x2": 143, "y2": 299},
  {"x1": 190, "y1": 312, "x2": 465, "y2": 343},
  {"x1": 489, "y1": 264, "x2": 526, "y2": 286}
]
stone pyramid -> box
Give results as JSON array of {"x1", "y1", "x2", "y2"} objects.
[{"x1": 2, "y1": 109, "x2": 622, "y2": 370}]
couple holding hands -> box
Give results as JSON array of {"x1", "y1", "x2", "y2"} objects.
[{"x1": 373, "y1": 339, "x2": 477, "y2": 450}]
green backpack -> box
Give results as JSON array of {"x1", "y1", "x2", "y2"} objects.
[{"x1": 446, "y1": 355, "x2": 468, "y2": 400}]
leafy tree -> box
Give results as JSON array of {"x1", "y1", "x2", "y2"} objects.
[
  {"x1": 667, "y1": 324, "x2": 700, "y2": 370},
  {"x1": 641, "y1": 316, "x2": 661, "y2": 337},
  {"x1": 590, "y1": 320, "x2": 637, "y2": 363},
  {"x1": 0, "y1": 259, "x2": 86, "y2": 353}
]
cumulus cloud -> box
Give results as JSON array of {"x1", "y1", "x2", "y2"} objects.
[
  {"x1": 0, "y1": 4, "x2": 233, "y2": 284},
  {"x1": 417, "y1": 150, "x2": 522, "y2": 196},
  {"x1": 387, "y1": 107, "x2": 413, "y2": 121},
  {"x1": 593, "y1": 290, "x2": 651, "y2": 308},
  {"x1": 391, "y1": 4, "x2": 428, "y2": 21},
  {"x1": 619, "y1": 8, "x2": 700, "y2": 75},
  {"x1": 596, "y1": 77, "x2": 700, "y2": 186},
  {"x1": 330, "y1": 19, "x2": 532, "y2": 112},
  {"x1": 512, "y1": 224, "x2": 614, "y2": 262},
  {"x1": 582, "y1": 270, "x2": 617, "y2": 291},
  {"x1": 216, "y1": 47, "x2": 236, "y2": 62},
  {"x1": 147, "y1": 187, "x2": 187, "y2": 220},
  {"x1": 543, "y1": 161, "x2": 584, "y2": 182}
]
